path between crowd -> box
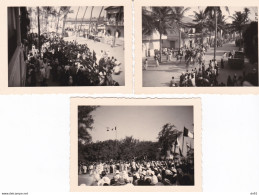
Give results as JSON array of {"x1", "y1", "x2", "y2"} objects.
[{"x1": 142, "y1": 42, "x2": 257, "y2": 87}]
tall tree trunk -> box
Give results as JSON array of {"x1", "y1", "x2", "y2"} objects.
[
  {"x1": 214, "y1": 7, "x2": 217, "y2": 60},
  {"x1": 45, "y1": 11, "x2": 48, "y2": 33},
  {"x1": 88, "y1": 6, "x2": 94, "y2": 36},
  {"x1": 37, "y1": 7, "x2": 41, "y2": 54},
  {"x1": 96, "y1": 6, "x2": 104, "y2": 34},
  {"x1": 80, "y1": 7, "x2": 88, "y2": 32},
  {"x1": 62, "y1": 8, "x2": 71, "y2": 36},
  {"x1": 74, "y1": 6, "x2": 80, "y2": 37},
  {"x1": 62, "y1": 14, "x2": 68, "y2": 36},
  {"x1": 201, "y1": 27, "x2": 204, "y2": 45},
  {"x1": 179, "y1": 27, "x2": 181, "y2": 50},
  {"x1": 159, "y1": 32, "x2": 162, "y2": 63},
  {"x1": 56, "y1": 8, "x2": 61, "y2": 33}
]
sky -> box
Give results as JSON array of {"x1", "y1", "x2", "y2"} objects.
[
  {"x1": 67, "y1": 6, "x2": 106, "y2": 20},
  {"x1": 90, "y1": 106, "x2": 194, "y2": 142},
  {"x1": 184, "y1": 6, "x2": 258, "y2": 23}
]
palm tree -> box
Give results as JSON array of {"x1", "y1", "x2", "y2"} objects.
[
  {"x1": 80, "y1": 7, "x2": 88, "y2": 32},
  {"x1": 96, "y1": 6, "x2": 104, "y2": 35},
  {"x1": 61, "y1": 6, "x2": 73, "y2": 36},
  {"x1": 193, "y1": 10, "x2": 207, "y2": 44},
  {"x1": 158, "y1": 123, "x2": 182, "y2": 159},
  {"x1": 230, "y1": 8, "x2": 250, "y2": 42},
  {"x1": 172, "y1": 7, "x2": 190, "y2": 50},
  {"x1": 204, "y1": 6, "x2": 229, "y2": 60},
  {"x1": 56, "y1": 7, "x2": 61, "y2": 33},
  {"x1": 42, "y1": 7, "x2": 54, "y2": 33},
  {"x1": 142, "y1": 7, "x2": 174, "y2": 62},
  {"x1": 37, "y1": 7, "x2": 41, "y2": 53},
  {"x1": 74, "y1": 6, "x2": 80, "y2": 36},
  {"x1": 88, "y1": 6, "x2": 95, "y2": 36}
]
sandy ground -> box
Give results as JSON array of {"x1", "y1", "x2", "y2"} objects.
[{"x1": 142, "y1": 42, "x2": 258, "y2": 87}]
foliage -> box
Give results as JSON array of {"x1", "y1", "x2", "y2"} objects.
[
  {"x1": 157, "y1": 123, "x2": 182, "y2": 158},
  {"x1": 230, "y1": 8, "x2": 250, "y2": 34},
  {"x1": 78, "y1": 106, "x2": 98, "y2": 145},
  {"x1": 193, "y1": 10, "x2": 207, "y2": 34},
  {"x1": 79, "y1": 136, "x2": 160, "y2": 162},
  {"x1": 243, "y1": 21, "x2": 258, "y2": 64}
]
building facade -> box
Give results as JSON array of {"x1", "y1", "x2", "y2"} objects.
[
  {"x1": 142, "y1": 16, "x2": 197, "y2": 57},
  {"x1": 104, "y1": 6, "x2": 124, "y2": 38},
  {"x1": 8, "y1": 7, "x2": 28, "y2": 87}
]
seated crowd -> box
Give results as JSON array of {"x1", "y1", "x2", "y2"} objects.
[{"x1": 79, "y1": 160, "x2": 194, "y2": 186}]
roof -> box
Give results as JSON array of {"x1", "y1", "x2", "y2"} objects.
[
  {"x1": 181, "y1": 16, "x2": 197, "y2": 27},
  {"x1": 104, "y1": 6, "x2": 123, "y2": 11}
]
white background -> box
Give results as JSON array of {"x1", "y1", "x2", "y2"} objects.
[{"x1": 0, "y1": 94, "x2": 259, "y2": 193}]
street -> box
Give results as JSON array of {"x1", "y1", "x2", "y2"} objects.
[{"x1": 142, "y1": 42, "x2": 257, "y2": 87}]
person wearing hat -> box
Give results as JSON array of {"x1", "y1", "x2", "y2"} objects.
[{"x1": 98, "y1": 171, "x2": 111, "y2": 186}]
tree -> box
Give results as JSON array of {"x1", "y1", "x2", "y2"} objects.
[
  {"x1": 74, "y1": 6, "x2": 80, "y2": 36},
  {"x1": 171, "y1": 7, "x2": 190, "y2": 49},
  {"x1": 56, "y1": 7, "x2": 61, "y2": 33},
  {"x1": 61, "y1": 6, "x2": 73, "y2": 36},
  {"x1": 88, "y1": 6, "x2": 95, "y2": 36},
  {"x1": 243, "y1": 21, "x2": 258, "y2": 64},
  {"x1": 42, "y1": 7, "x2": 55, "y2": 33},
  {"x1": 230, "y1": 8, "x2": 250, "y2": 49},
  {"x1": 80, "y1": 7, "x2": 88, "y2": 32},
  {"x1": 142, "y1": 7, "x2": 174, "y2": 62},
  {"x1": 37, "y1": 7, "x2": 41, "y2": 53},
  {"x1": 96, "y1": 6, "x2": 104, "y2": 35},
  {"x1": 78, "y1": 106, "x2": 98, "y2": 145},
  {"x1": 193, "y1": 10, "x2": 207, "y2": 44},
  {"x1": 158, "y1": 123, "x2": 182, "y2": 159},
  {"x1": 204, "y1": 6, "x2": 229, "y2": 60}
]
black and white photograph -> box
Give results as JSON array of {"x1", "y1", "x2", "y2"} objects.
[
  {"x1": 8, "y1": 6, "x2": 125, "y2": 87},
  {"x1": 141, "y1": 6, "x2": 258, "y2": 87},
  {"x1": 70, "y1": 98, "x2": 202, "y2": 191}
]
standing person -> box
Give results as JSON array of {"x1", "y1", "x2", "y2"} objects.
[
  {"x1": 83, "y1": 164, "x2": 87, "y2": 174},
  {"x1": 169, "y1": 77, "x2": 176, "y2": 87},
  {"x1": 155, "y1": 54, "x2": 159, "y2": 67},
  {"x1": 143, "y1": 59, "x2": 148, "y2": 70},
  {"x1": 39, "y1": 65, "x2": 46, "y2": 86}
]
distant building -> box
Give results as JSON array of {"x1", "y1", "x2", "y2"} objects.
[
  {"x1": 104, "y1": 6, "x2": 124, "y2": 38},
  {"x1": 142, "y1": 16, "x2": 197, "y2": 57},
  {"x1": 65, "y1": 17, "x2": 105, "y2": 31},
  {"x1": 8, "y1": 7, "x2": 29, "y2": 87}
]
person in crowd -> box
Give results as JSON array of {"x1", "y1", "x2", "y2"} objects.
[{"x1": 25, "y1": 33, "x2": 121, "y2": 86}]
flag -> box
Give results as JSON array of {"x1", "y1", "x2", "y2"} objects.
[
  {"x1": 106, "y1": 127, "x2": 110, "y2": 131},
  {"x1": 183, "y1": 127, "x2": 194, "y2": 138}
]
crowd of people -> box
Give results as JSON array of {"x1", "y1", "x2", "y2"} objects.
[
  {"x1": 78, "y1": 159, "x2": 194, "y2": 186},
  {"x1": 169, "y1": 45, "x2": 258, "y2": 87},
  {"x1": 25, "y1": 33, "x2": 121, "y2": 86}
]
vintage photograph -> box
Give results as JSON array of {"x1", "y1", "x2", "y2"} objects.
[
  {"x1": 8, "y1": 6, "x2": 125, "y2": 87},
  {"x1": 141, "y1": 6, "x2": 258, "y2": 87},
  {"x1": 70, "y1": 98, "x2": 202, "y2": 191}
]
